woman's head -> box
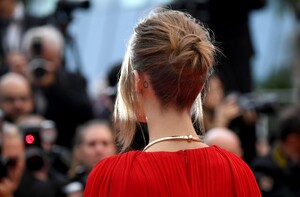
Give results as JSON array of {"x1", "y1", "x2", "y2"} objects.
[{"x1": 114, "y1": 8, "x2": 217, "y2": 152}]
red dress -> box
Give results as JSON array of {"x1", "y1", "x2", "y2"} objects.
[{"x1": 84, "y1": 145, "x2": 261, "y2": 197}]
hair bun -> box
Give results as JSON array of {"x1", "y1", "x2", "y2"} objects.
[{"x1": 169, "y1": 33, "x2": 215, "y2": 74}]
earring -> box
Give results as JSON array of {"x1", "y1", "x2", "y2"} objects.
[{"x1": 143, "y1": 81, "x2": 149, "y2": 88}]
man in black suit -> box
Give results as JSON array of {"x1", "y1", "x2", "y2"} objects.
[{"x1": 21, "y1": 25, "x2": 94, "y2": 149}]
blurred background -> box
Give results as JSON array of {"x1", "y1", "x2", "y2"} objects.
[
  {"x1": 1, "y1": 0, "x2": 300, "y2": 196},
  {"x1": 24, "y1": 0, "x2": 297, "y2": 96}
]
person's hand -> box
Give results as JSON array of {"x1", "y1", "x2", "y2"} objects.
[
  {"x1": 241, "y1": 109, "x2": 258, "y2": 126},
  {"x1": 0, "y1": 177, "x2": 14, "y2": 197},
  {"x1": 214, "y1": 98, "x2": 241, "y2": 127},
  {"x1": 31, "y1": 69, "x2": 56, "y2": 88},
  {"x1": 0, "y1": 157, "x2": 25, "y2": 197},
  {"x1": 6, "y1": 52, "x2": 29, "y2": 78}
]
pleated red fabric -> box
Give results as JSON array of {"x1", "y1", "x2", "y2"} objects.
[{"x1": 84, "y1": 145, "x2": 261, "y2": 197}]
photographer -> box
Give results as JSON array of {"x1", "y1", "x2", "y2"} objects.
[
  {"x1": 65, "y1": 120, "x2": 117, "y2": 196},
  {"x1": 21, "y1": 25, "x2": 94, "y2": 149},
  {"x1": 0, "y1": 0, "x2": 48, "y2": 77},
  {"x1": 251, "y1": 104, "x2": 300, "y2": 197},
  {"x1": 13, "y1": 115, "x2": 69, "y2": 197},
  {"x1": 0, "y1": 72, "x2": 34, "y2": 123},
  {"x1": 17, "y1": 114, "x2": 71, "y2": 176},
  {"x1": 0, "y1": 123, "x2": 25, "y2": 197},
  {"x1": 203, "y1": 73, "x2": 259, "y2": 164}
]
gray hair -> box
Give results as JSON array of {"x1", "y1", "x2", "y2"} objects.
[{"x1": 22, "y1": 25, "x2": 64, "y2": 56}]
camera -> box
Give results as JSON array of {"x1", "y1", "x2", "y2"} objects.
[
  {"x1": 56, "y1": 0, "x2": 90, "y2": 15},
  {"x1": 227, "y1": 92, "x2": 278, "y2": 115},
  {"x1": 28, "y1": 37, "x2": 48, "y2": 79},
  {"x1": 19, "y1": 121, "x2": 57, "y2": 172},
  {"x1": 52, "y1": 0, "x2": 90, "y2": 32},
  {"x1": 25, "y1": 147, "x2": 47, "y2": 172},
  {"x1": 20, "y1": 125, "x2": 42, "y2": 148},
  {"x1": 19, "y1": 125, "x2": 45, "y2": 171},
  {"x1": 0, "y1": 156, "x2": 17, "y2": 179},
  {"x1": 19, "y1": 120, "x2": 57, "y2": 148}
]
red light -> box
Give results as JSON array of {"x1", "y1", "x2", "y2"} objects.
[{"x1": 25, "y1": 134, "x2": 35, "y2": 144}]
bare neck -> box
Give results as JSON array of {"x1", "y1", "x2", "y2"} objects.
[
  {"x1": 140, "y1": 85, "x2": 207, "y2": 152},
  {"x1": 146, "y1": 107, "x2": 198, "y2": 142}
]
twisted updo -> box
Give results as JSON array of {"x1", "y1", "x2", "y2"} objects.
[{"x1": 114, "y1": 8, "x2": 217, "y2": 152}]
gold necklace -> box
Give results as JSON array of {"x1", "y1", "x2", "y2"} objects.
[{"x1": 143, "y1": 134, "x2": 202, "y2": 151}]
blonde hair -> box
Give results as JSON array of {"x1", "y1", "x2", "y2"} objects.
[{"x1": 114, "y1": 8, "x2": 217, "y2": 152}]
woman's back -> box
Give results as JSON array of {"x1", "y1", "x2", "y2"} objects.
[
  {"x1": 84, "y1": 8, "x2": 261, "y2": 197},
  {"x1": 84, "y1": 146, "x2": 261, "y2": 197}
]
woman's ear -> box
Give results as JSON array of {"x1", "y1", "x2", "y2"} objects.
[
  {"x1": 133, "y1": 70, "x2": 142, "y2": 93},
  {"x1": 133, "y1": 70, "x2": 147, "y2": 123}
]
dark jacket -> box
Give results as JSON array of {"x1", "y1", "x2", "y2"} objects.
[
  {"x1": 34, "y1": 69, "x2": 94, "y2": 148},
  {"x1": 251, "y1": 146, "x2": 300, "y2": 197}
]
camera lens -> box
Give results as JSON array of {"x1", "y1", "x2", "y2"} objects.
[
  {"x1": 6, "y1": 157, "x2": 17, "y2": 168},
  {"x1": 29, "y1": 58, "x2": 47, "y2": 79},
  {"x1": 33, "y1": 66, "x2": 47, "y2": 79},
  {"x1": 0, "y1": 157, "x2": 8, "y2": 178},
  {"x1": 26, "y1": 147, "x2": 45, "y2": 172}
]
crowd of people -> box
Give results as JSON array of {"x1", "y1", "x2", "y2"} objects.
[
  {"x1": 0, "y1": 0, "x2": 299, "y2": 197},
  {"x1": 0, "y1": 1, "x2": 116, "y2": 196}
]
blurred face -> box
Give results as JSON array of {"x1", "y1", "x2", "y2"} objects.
[
  {"x1": 0, "y1": 0, "x2": 16, "y2": 18},
  {"x1": 284, "y1": 133, "x2": 300, "y2": 162},
  {"x1": 0, "y1": 81, "x2": 33, "y2": 122},
  {"x1": 41, "y1": 39, "x2": 61, "y2": 71},
  {"x1": 7, "y1": 52, "x2": 29, "y2": 77},
  {"x1": 2, "y1": 135, "x2": 25, "y2": 167},
  {"x1": 2, "y1": 134, "x2": 25, "y2": 187},
  {"x1": 28, "y1": 39, "x2": 61, "y2": 87},
  {"x1": 79, "y1": 124, "x2": 117, "y2": 169},
  {"x1": 203, "y1": 76, "x2": 224, "y2": 110}
]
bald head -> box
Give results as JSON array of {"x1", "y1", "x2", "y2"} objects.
[
  {"x1": 0, "y1": 73, "x2": 33, "y2": 122},
  {"x1": 0, "y1": 72, "x2": 30, "y2": 87},
  {"x1": 204, "y1": 127, "x2": 243, "y2": 158}
]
